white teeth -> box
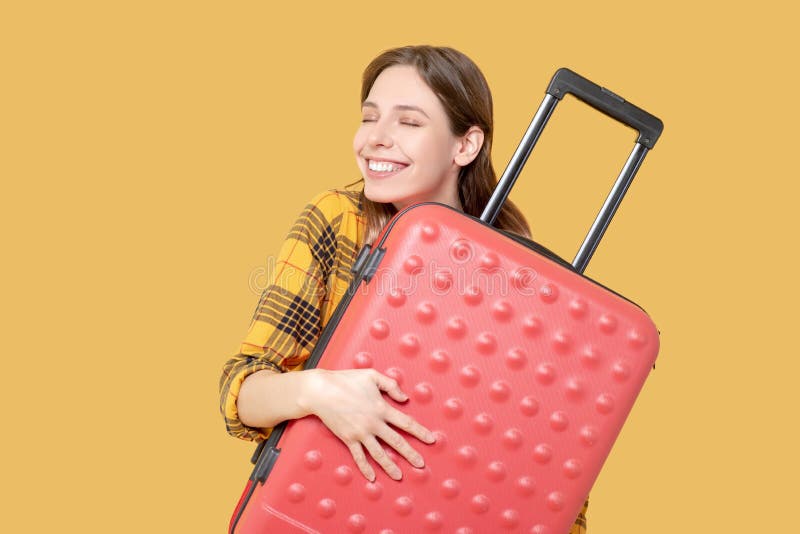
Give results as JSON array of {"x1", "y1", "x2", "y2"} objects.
[{"x1": 369, "y1": 160, "x2": 399, "y2": 172}]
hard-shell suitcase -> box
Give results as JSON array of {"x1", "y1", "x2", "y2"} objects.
[{"x1": 229, "y1": 68, "x2": 664, "y2": 533}]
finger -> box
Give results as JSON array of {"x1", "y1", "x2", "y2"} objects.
[
  {"x1": 370, "y1": 371, "x2": 408, "y2": 402},
  {"x1": 347, "y1": 442, "x2": 376, "y2": 482},
  {"x1": 376, "y1": 425, "x2": 424, "y2": 469},
  {"x1": 385, "y1": 405, "x2": 436, "y2": 444},
  {"x1": 362, "y1": 436, "x2": 402, "y2": 481}
]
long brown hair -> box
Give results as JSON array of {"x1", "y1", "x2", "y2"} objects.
[{"x1": 347, "y1": 45, "x2": 531, "y2": 246}]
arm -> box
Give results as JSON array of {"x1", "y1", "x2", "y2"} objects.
[
  {"x1": 219, "y1": 190, "x2": 338, "y2": 442},
  {"x1": 221, "y1": 190, "x2": 434, "y2": 480},
  {"x1": 237, "y1": 368, "x2": 309, "y2": 429}
]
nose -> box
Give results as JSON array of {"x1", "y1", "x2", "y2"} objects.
[{"x1": 367, "y1": 119, "x2": 393, "y2": 148}]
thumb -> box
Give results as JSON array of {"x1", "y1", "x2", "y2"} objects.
[{"x1": 372, "y1": 371, "x2": 408, "y2": 402}]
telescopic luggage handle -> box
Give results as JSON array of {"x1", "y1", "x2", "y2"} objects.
[
  {"x1": 547, "y1": 68, "x2": 663, "y2": 149},
  {"x1": 481, "y1": 68, "x2": 663, "y2": 274}
]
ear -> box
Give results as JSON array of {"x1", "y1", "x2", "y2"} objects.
[{"x1": 453, "y1": 126, "x2": 485, "y2": 167}]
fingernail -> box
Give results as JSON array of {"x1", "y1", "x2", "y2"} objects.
[
  {"x1": 413, "y1": 456, "x2": 424, "y2": 468},
  {"x1": 427, "y1": 432, "x2": 436, "y2": 443},
  {"x1": 392, "y1": 469, "x2": 402, "y2": 480}
]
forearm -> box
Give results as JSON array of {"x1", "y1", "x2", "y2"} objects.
[{"x1": 237, "y1": 369, "x2": 316, "y2": 430}]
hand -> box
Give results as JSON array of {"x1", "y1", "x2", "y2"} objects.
[{"x1": 300, "y1": 368, "x2": 436, "y2": 482}]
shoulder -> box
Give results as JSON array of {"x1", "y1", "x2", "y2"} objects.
[
  {"x1": 304, "y1": 189, "x2": 363, "y2": 226},
  {"x1": 289, "y1": 187, "x2": 364, "y2": 243},
  {"x1": 304, "y1": 188, "x2": 363, "y2": 218}
]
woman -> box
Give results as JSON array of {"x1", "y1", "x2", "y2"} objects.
[{"x1": 220, "y1": 45, "x2": 588, "y2": 532}]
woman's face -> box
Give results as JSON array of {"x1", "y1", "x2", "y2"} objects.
[{"x1": 353, "y1": 65, "x2": 466, "y2": 211}]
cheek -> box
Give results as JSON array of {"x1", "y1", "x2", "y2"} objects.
[
  {"x1": 401, "y1": 130, "x2": 434, "y2": 158},
  {"x1": 352, "y1": 128, "x2": 367, "y2": 154},
  {"x1": 416, "y1": 131, "x2": 455, "y2": 170},
  {"x1": 436, "y1": 128, "x2": 459, "y2": 154}
]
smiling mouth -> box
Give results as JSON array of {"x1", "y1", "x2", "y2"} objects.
[{"x1": 368, "y1": 160, "x2": 407, "y2": 173}]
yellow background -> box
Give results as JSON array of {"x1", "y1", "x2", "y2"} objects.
[{"x1": 2, "y1": 1, "x2": 797, "y2": 532}]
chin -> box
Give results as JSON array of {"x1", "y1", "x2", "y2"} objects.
[{"x1": 363, "y1": 184, "x2": 402, "y2": 207}]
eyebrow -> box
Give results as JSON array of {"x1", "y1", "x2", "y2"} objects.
[{"x1": 361, "y1": 101, "x2": 430, "y2": 119}]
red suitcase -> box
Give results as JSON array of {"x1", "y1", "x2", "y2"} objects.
[{"x1": 230, "y1": 68, "x2": 663, "y2": 533}]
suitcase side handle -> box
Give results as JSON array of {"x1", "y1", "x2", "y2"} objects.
[{"x1": 546, "y1": 68, "x2": 663, "y2": 149}]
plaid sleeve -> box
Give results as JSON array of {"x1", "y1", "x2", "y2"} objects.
[{"x1": 219, "y1": 190, "x2": 344, "y2": 441}]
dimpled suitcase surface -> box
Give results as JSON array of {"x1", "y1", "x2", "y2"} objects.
[
  {"x1": 234, "y1": 205, "x2": 658, "y2": 533},
  {"x1": 230, "y1": 68, "x2": 663, "y2": 533}
]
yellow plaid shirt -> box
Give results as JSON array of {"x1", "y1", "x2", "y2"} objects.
[{"x1": 219, "y1": 187, "x2": 588, "y2": 532}]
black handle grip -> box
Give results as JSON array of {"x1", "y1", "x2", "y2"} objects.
[{"x1": 547, "y1": 68, "x2": 663, "y2": 149}]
